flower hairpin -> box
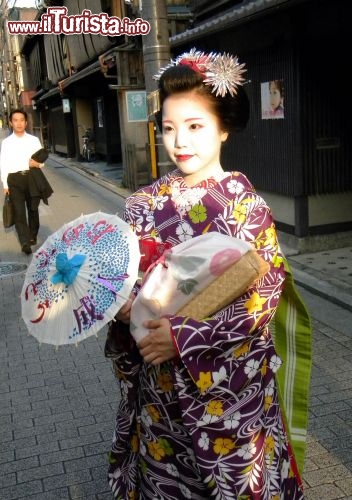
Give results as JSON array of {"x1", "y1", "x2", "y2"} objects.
[{"x1": 153, "y1": 48, "x2": 247, "y2": 98}]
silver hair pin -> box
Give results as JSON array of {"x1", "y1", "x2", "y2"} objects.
[{"x1": 153, "y1": 48, "x2": 247, "y2": 98}]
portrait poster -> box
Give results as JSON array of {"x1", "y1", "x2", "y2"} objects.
[
  {"x1": 261, "y1": 80, "x2": 284, "y2": 120},
  {"x1": 126, "y1": 91, "x2": 147, "y2": 122}
]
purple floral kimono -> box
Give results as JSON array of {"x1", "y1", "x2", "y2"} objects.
[{"x1": 108, "y1": 170, "x2": 304, "y2": 499}]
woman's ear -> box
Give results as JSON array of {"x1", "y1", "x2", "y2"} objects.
[{"x1": 221, "y1": 131, "x2": 229, "y2": 143}]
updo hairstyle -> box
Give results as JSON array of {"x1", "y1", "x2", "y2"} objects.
[{"x1": 155, "y1": 65, "x2": 249, "y2": 133}]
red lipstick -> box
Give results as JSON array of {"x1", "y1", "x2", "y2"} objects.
[{"x1": 175, "y1": 154, "x2": 193, "y2": 161}]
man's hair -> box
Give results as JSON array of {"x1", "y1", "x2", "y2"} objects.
[{"x1": 9, "y1": 109, "x2": 27, "y2": 121}]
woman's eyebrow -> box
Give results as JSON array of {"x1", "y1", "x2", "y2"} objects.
[
  {"x1": 162, "y1": 117, "x2": 204, "y2": 123},
  {"x1": 185, "y1": 117, "x2": 204, "y2": 122}
]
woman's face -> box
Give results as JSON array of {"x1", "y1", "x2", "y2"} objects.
[
  {"x1": 162, "y1": 92, "x2": 228, "y2": 185},
  {"x1": 269, "y1": 83, "x2": 282, "y2": 111}
]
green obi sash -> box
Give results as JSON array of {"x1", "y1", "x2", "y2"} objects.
[{"x1": 270, "y1": 258, "x2": 312, "y2": 477}]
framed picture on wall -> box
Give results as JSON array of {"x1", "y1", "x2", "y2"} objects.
[
  {"x1": 261, "y1": 80, "x2": 285, "y2": 120},
  {"x1": 126, "y1": 91, "x2": 147, "y2": 122},
  {"x1": 126, "y1": 90, "x2": 148, "y2": 122}
]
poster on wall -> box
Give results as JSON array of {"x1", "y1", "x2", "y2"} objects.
[
  {"x1": 62, "y1": 98, "x2": 71, "y2": 114},
  {"x1": 97, "y1": 98, "x2": 104, "y2": 128},
  {"x1": 261, "y1": 80, "x2": 284, "y2": 119},
  {"x1": 126, "y1": 91, "x2": 147, "y2": 122}
]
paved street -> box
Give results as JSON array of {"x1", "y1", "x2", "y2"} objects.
[
  {"x1": 0, "y1": 160, "x2": 122, "y2": 500},
  {"x1": 1, "y1": 152, "x2": 352, "y2": 499}
]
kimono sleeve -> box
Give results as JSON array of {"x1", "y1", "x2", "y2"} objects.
[{"x1": 169, "y1": 193, "x2": 286, "y2": 392}]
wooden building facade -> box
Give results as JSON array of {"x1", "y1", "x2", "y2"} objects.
[
  {"x1": 172, "y1": 0, "x2": 351, "y2": 249},
  {"x1": 16, "y1": 0, "x2": 148, "y2": 190}
]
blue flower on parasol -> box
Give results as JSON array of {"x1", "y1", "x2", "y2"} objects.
[{"x1": 51, "y1": 253, "x2": 86, "y2": 286}]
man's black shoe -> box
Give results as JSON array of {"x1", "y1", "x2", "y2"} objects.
[
  {"x1": 29, "y1": 238, "x2": 37, "y2": 245},
  {"x1": 21, "y1": 244, "x2": 32, "y2": 255}
]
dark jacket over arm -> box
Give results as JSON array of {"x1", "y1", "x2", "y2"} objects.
[{"x1": 28, "y1": 168, "x2": 53, "y2": 205}]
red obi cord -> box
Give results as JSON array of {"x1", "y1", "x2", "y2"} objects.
[{"x1": 139, "y1": 238, "x2": 172, "y2": 272}]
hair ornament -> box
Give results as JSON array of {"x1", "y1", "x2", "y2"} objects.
[{"x1": 153, "y1": 48, "x2": 247, "y2": 97}]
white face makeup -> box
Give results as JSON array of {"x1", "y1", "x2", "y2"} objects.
[{"x1": 162, "y1": 92, "x2": 228, "y2": 186}]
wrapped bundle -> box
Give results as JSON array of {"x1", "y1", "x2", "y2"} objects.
[
  {"x1": 130, "y1": 233, "x2": 269, "y2": 342},
  {"x1": 177, "y1": 249, "x2": 269, "y2": 319}
]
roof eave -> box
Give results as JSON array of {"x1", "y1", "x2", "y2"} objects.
[{"x1": 170, "y1": 0, "x2": 307, "y2": 48}]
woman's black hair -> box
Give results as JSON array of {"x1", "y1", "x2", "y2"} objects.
[
  {"x1": 155, "y1": 65, "x2": 249, "y2": 133},
  {"x1": 269, "y1": 79, "x2": 284, "y2": 98}
]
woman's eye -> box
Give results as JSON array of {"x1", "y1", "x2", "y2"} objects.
[
  {"x1": 163, "y1": 125, "x2": 173, "y2": 133},
  {"x1": 190, "y1": 123, "x2": 201, "y2": 130}
]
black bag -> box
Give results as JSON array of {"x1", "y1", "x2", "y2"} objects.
[{"x1": 3, "y1": 193, "x2": 14, "y2": 228}]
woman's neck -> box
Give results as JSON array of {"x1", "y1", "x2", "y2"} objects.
[{"x1": 182, "y1": 165, "x2": 225, "y2": 187}]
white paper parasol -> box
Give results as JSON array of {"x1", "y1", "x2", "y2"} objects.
[{"x1": 21, "y1": 212, "x2": 140, "y2": 346}]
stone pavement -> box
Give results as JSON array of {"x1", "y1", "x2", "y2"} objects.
[
  {"x1": 1, "y1": 148, "x2": 352, "y2": 499},
  {"x1": 0, "y1": 155, "x2": 121, "y2": 500}
]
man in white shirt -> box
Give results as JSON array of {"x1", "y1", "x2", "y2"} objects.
[{"x1": 0, "y1": 109, "x2": 45, "y2": 255}]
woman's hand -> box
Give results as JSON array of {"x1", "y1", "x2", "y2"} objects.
[
  {"x1": 138, "y1": 318, "x2": 178, "y2": 365},
  {"x1": 115, "y1": 294, "x2": 135, "y2": 324}
]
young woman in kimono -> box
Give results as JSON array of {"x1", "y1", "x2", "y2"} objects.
[{"x1": 107, "y1": 49, "x2": 305, "y2": 499}]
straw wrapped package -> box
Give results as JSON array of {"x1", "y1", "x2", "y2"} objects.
[
  {"x1": 130, "y1": 233, "x2": 270, "y2": 342},
  {"x1": 177, "y1": 249, "x2": 269, "y2": 320}
]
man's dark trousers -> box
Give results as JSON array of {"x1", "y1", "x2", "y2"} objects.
[{"x1": 7, "y1": 171, "x2": 40, "y2": 246}]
